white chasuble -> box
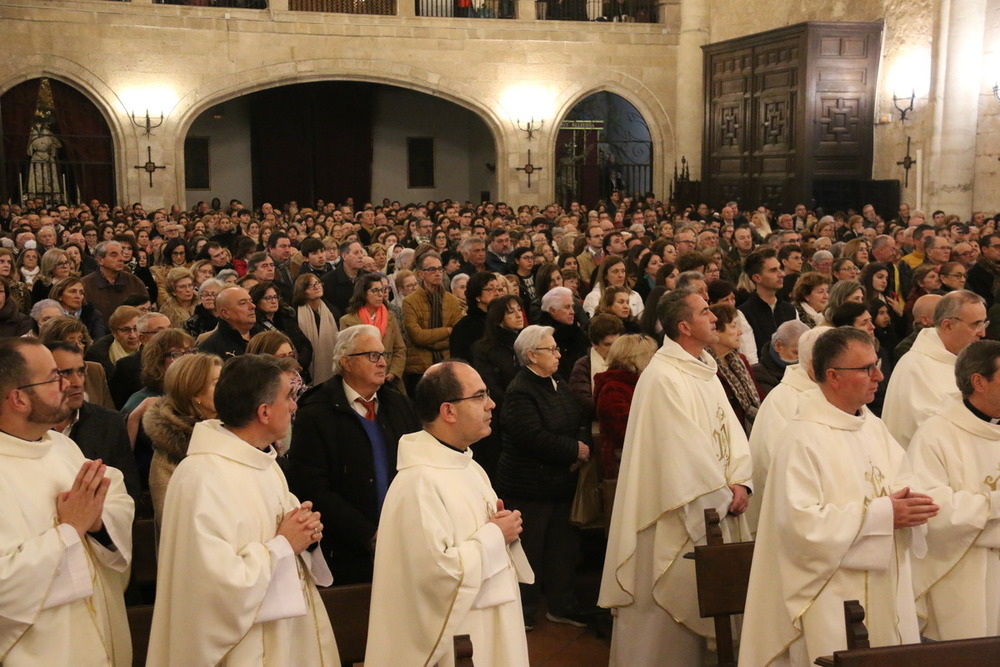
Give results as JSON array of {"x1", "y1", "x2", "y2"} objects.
[
  {"x1": 0, "y1": 429, "x2": 133, "y2": 666},
  {"x1": 365, "y1": 430, "x2": 533, "y2": 667},
  {"x1": 148, "y1": 420, "x2": 339, "y2": 666},
  {"x1": 883, "y1": 327, "x2": 959, "y2": 449},
  {"x1": 740, "y1": 390, "x2": 922, "y2": 667},
  {"x1": 909, "y1": 399, "x2": 1000, "y2": 640},
  {"x1": 746, "y1": 362, "x2": 816, "y2": 532},
  {"x1": 598, "y1": 338, "x2": 753, "y2": 665}
]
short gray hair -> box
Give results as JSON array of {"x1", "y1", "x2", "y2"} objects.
[
  {"x1": 772, "y1": 319, "x2": 810, "y2": 347},
  {"x1": 459, "y1": 237, "x2": 484, "y2": 253},
  {"x1": 541, "y1": 286, "x2": 572, "y2": 312},
  {"x1": 934, "y1": 289, "x2": 986, "y2": 327},
  {"x1": 93, "y1": 240, "x2": 120, "y2": 260},
  {"x1": 199, "y1": 278, "x2": 225, "y2": 294},
  {"x1": 676, "y1": 271, "x2": 705, "y2": 290},
  {"x1": 956, "y1": 340, "x2": 1000, "y2": 397},
  {"x1": 513, "y1": 325, "x2": 555, "y2": 365},
  {"x1": 450, "y1": 273, "x2": 470, "y2": 292},
  {"x1": 137, "y1": 311, "x2": 170, "y2": 333},
  {"x1": 812, "y1": 250, "x2": 834, "y2": 263},
  {"x1": 331, "y1": 324, "x2": 381, "y2": 376},
  {"x1": 657, "y1": 287, "x2": 697, "y2": 341},
  {"x1": 30, "y1": 299, "x2": 62, "y2": 321},
  {"x1": 416, "y1": 251, "x2": 442, "y2": 271},
  {"x1": 247, "y1": 251, "x2": 270, "y2": 273},
  {"x1": 216, "y1": 269, "x2": 239, "y2": 283}
]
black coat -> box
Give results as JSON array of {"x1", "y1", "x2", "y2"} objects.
[
  {"x1": 497, "y1": 367, "x2": 588, "y2": 502},
  {"x1": 85, "y1": 334, "x2": 117, "y2": 379},
  {"x1": 750, "y1": 346, "x2": 787, "y2": 398},
  {"x1": 449, "y1": 306, "x2": 488, "y2": 362},
  {"x1": 183, "y1": 304, "x2": 217, "y2": 338},
  {"x1": 197, "y1": 318, "x2": 253, "y2": 360},
  {"x1": 737, "y1": 292, "x2": 798, "y2": 351},
  {"x1": 70, "y1": 402, "x2": 142, "y2": 501},
  {"x1": 538, "y1": 312, "x2": 589, "y2": 382},
  {"x1": 286, "y1": 377, "x2": 420, "y2": 585},
  {"x1": 320, "y1": 263, "x2": 360, "y2": 320},
  {"x1": 110, "y1": 349, "x2": 143, "y2": 410},
  {"x1": 470, "y1": 328, "x2": 520, "y2": 480}
]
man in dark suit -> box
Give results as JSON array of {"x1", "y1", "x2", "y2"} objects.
[
  {"x1": 287, "y1": 325, "x2": 420, "y2": 585},
  {"x1": 967, "y1": 233, "x2": 1000, "y2": 309},
  {"x1": 49, "y1": 342, "x2": 142, "y2": 500},
  {"x1": 321, "y1": 240, "x2": 367, "y2": 319}
]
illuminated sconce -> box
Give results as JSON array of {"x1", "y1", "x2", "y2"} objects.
[
  {"x1": 993, "y1": 84, "x2": 1000, "y2": 103},
  {"x1": 892, "y1": 90, "x2": 915, "y2": 121},
  {"x1": 516, "y1": 117, "x2": 544, "y2": 140}
]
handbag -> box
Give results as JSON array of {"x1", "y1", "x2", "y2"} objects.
[{"x1": 569, "y1": 457, "x2": 605, "y2": 528}]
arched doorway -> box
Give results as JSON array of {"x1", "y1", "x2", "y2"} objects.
[
  {"x1": 555, "y1": 91, "x2": 652, "y2": 210},
  {"x1": 183, "y1": 82, "x2": 497, "y2": 209},
  {"x1": 0, "y1": 77, "x2": 116, "y2": 206}
]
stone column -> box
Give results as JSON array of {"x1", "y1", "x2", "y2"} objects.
[
  {"x1": 673, "y1": 0, "x2": 708, "y2": 182},
  {"x1": 925, "y1": 0, "x2": 987, "y2": 216}
]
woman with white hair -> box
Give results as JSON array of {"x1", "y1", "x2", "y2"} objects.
[
  {"x1": 752, "y1": 318, "x2": 811, "y2": 397},
  {"x1": 497, "y1": 324, "x2": 591, "y2": 630}
]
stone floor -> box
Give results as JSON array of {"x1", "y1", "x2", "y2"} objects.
[{"x1": 526, "y1": 609, "x2": 612, "y2": 667}]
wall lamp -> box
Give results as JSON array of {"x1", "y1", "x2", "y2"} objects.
[
  {"x1": 516, "y1": 117, "x2": 544, "y2": 141},
  {"x1": 892, "y1": 90, "x2": 915, "y2": 121},
  {"x1": 130, "y1": 110, "x2": 164, "y2": 137}
]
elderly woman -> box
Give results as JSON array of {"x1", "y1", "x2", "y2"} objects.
[
  {"x1": 498, "y1": 324, "x2": 591, "y2": 630},
  {"x1": 791, "y1": 271, "x2": 832, "y2": 328},
  {"x1": 450, "y1": 273, "x2": 470, "y2": 312},
  {"x1": 49, "y1": 275, "x2": 107, "y2": 339},
  {"x1": 292, "y1": 272, "x2": 338, "y2": 385},
  {"x1": 30, "y1": 247, "x2": 73, "y2": 304},
  {"x1": 582, "y1": 255, "x2": 643, "y2": 318},
  {"x1": 29, "y1": 298, "x2": 64, "y2": 334},
  {"x1": 593, "y1": 334, "x2": 659, "y2": 480},
  {"x1": 751, "y1": 318, "x2": 810, "y2": 397},
  {"x1": 707, "y1": 304, "x2": 763, "y2": 434},
  {"x1": 340, "y1": 272, "x2": 406, "y2": 388},
  {"x1": 159, "y1": 267, "x2": 199, "y2": 328},
  {"x1": 937, "y1": 261, "x2": 968, "y2": 293},
  {"x1": 143, "y1": 353, "x2": 222, "y2": 525},
  {"x1": 183, "y1": 277, "x2": 223, "y2": 338}
]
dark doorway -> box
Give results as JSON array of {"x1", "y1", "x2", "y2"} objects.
[
  {"x1": 555, "y1": 92, "x2": 652, "y2": 210},
  {"x1": 0, "y1": 78, "x2": 116, "y2": 206}
]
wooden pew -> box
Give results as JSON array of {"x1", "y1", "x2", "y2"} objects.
[
  {"x1": 690, "y1": 508, "x2": 755, "y2": 667},
  {"x1": 128, "y1": 518, "x2": 158, "y2": 605},
  {"x1": 814, "y1": 600, "x2": 1000, "y2": 666},
  {"x1": 127, "y1": 604, "x2": 154, "y2": 667}
]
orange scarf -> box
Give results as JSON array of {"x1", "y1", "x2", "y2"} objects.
[{"x1": 363, "y1": 304, "x2": 389, "y2": 337}]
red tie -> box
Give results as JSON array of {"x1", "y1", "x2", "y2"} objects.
[{"x1": 355, "y1": 397, "x2": 376, "y2": 421}]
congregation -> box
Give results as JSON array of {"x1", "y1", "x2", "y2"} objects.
[{"x1": 2, "y1": 190, "x2": 1000, "y2": 665}]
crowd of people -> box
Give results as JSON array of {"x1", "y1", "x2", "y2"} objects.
[{"x1": 2, "y1": 191, "x2": 1000, "y2": 665}]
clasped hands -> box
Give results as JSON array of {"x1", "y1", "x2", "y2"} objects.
[{"x1": 57, "y1": 459, "x2": 110, "y2": 538}]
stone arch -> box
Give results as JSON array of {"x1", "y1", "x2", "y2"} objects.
[
  {"x1": 0, "y1": 59, "x2": 133, "y2": 201},
  {"x1": 550, "y1": 77, "x2": 674, "y2": 202},
  {"x1": 170, "y1": 59, "x2": 510, "y2": 205}
]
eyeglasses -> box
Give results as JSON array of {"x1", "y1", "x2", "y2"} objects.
[
  {"x1": 947, "y1": 317, "x2": 990, "y2": 332},
  {"x1": 306, "y1": 283, "x2": 322, "y2": 290},
  {"x1": 346, "y1": 350, "x2": 388, "y2": 363},
  {"x1": 444, "y1": 388, "x2": 491, "y2": 404},
  {"x1": 165, "y1": 348, "x2": 196, "y2": 360},
  {"x1": 832, "y1": 361, "x2": 882, "y2": 377},
  {"x1": 116, "y1": 326, "x2": 139, "y2": 334},
  {"x1": 367, "y1": 287, "x2": 385, "y2": 294},
  {"x1": 533, "y1": 346, "x2": 561, "y2": 355},
  {"x1": 944, "y1": 272, "x2": 967, "y2": 279},
  {"x1": 420, "y1": 266, "x2": 444, "y2": 273},
  {"x1": 55, "y1": 260, "x2": 72, "y2": 267},
  {"x1": 17, "y1": 370, "x2": 68, "y2": 390},
  {"x1": 55, "y1": 366, "x2": 87, "y2": 380},
  {"x1": 261, "y1": 294, "x2": 280, "y2": 302}
]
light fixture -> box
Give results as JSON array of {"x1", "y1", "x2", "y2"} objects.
[
  {"x1": 993, "y1": 84, "x2": 1000, "y2": 103},
  {"x1": 130, "y1": 110, "x2": 164, "y2": 137},
  {"x1": 892, "y1": 90, "x2": 915, "y2": 121},
  {"x1": 516, "y1": 117, "x2": 544, "y2": 141}
]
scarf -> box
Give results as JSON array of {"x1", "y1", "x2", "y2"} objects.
[
  {"x1": 362, "y1": 304, "x2": 389, "y2": 338},
  {"x1": 297, "y1": 301, "x2": 339, "y2": 385},
  {"x1": 709, "y1": 347, "x2": 760, "y2": 426},
  {"x1": 109, "y1": 339, "x2": 131, "y2": 366},
  {"x1": 426, "y1": 288, "x2": 444, "y2": 363},
  {"x1": 19, "y1": 266, "x2": 39, "y2": 286}
]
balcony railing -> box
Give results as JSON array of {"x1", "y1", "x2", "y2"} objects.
[
  {"x1": 536, "y1": 0, "x2": 656, "y2": 22},
  {"x1": 415, "y1": 0, "x2": 514, "y2": 18},
  {"x1": 154, "y1": 0, "x2": 268, "y2": 7},
  {"x1": 291, "y1": 0, "x2": 395, "y2": 14}
]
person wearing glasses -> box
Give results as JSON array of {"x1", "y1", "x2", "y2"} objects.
[
  {"x1": 292, "y1": 273, "x2": 339, "y2": 386},
  {"x1": 366, "y1": 360, "x2": 531, "y2": 665},
  {"x1": 84, "y1": 305, "x2": 143, "y2": 379},
  {"x1": 288, "y1": 325, "x2": 419, "y2": 584},
  {"x1": 47, "y1": 341, "x2": 142, "y2": 501},
  {"x1": 30, "y1": 247, "x2": 73, "y2": 304},
  {"x1": 0, "y1": 338, "x2": 134, "y2": 667},
  {"x1": 402, "y1": 251, "x2": 464, "y2": 397},
  {"x1": 742, "y1": 327, "x2": 937, "y2": 666},
  {"x1": 498, "y1": 324, "x2": 591, "y2": 631},
  {"x1": 340, "y1": 273, "x2": 406, "y2": 389},
  {"x1": 885, "y1": 289, "x2": 988, "y2": 449}
]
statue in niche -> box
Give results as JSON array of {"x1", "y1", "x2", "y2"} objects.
[{"x1": 26, "y1": 121, "x2": 64, "y2": 203}]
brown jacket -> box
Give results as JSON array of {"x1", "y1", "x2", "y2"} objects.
[
  {"x1": 340, "y1": 309, "x2": 408, "y2": 382},
  {"x1": 402, "y1": 286, "x2": 463, "y2": 374},
  {"x1": 80, "y1": 269, "x2": 148, "y2": 328}
]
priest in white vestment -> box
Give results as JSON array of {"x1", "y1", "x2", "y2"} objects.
[
  {"x1": 909, "y1": 340, "x2": 1000, "y2": 640},
  {"x1": 0, "y1": 339, "x2": 133, "y2": 666},
  {"x1": 599, "y1": 288, "x2": 753, "y2": 666},
  {"x1": 741, "y1": 327, "x2": 939, "y2": 666},
  {"x1": 883, "y1": 290, "x2": 986, "y2": 449},
  {"x1": 366, "y1": 360, "x2": 533, "y2": 667},
  {"x1": 149, "y1": 355, "x2": 339, "y2": 666},
  {"x1": 745, "y1": 325, "x2": 826, "y2": 532}
]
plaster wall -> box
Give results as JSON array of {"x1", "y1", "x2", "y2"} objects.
[
  {"x1": 183, "y1": 96, "x2": 253, "y2": 208},
  {"x1": 0, "y1": 0, "x2": 680, "y2": 209}
]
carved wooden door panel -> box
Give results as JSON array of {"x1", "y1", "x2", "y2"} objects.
[{"x1": 750, "y1": 37, "x2": 799, "y2": 211}]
